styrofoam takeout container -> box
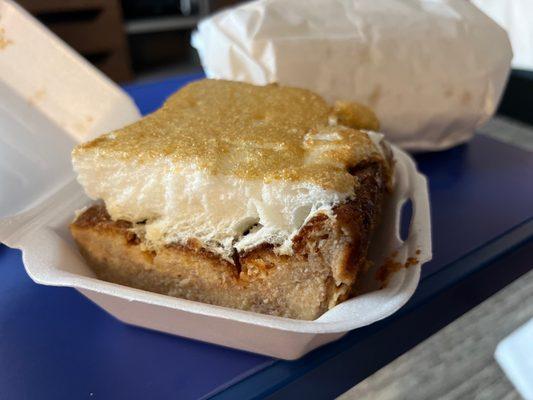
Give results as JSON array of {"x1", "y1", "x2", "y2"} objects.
[{"x1": 0, "y1": 0, "x2": 432, "y2": 359}]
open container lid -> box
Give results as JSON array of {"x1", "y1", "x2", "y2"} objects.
[{"x1": 0, "y1": 0, "x2": 140, "y2": 232}]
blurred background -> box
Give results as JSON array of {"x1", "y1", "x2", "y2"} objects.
[{"x1": 16, "y1": 0, "x2": 245, "y2": 83}]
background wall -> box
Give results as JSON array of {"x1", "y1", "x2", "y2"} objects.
[{"x1": 17, "y1": 0, "x2": 243, "y2": 82}]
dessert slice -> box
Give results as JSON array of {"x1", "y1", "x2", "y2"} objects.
[{"x1": 70, "y1": 79, "x2": 392, "y2": 320}]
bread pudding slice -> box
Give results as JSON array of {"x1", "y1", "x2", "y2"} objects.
[{"x1": 70, "y1": 79, "x2": 392, "y2": 320}]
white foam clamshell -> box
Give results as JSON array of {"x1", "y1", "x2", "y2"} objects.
[{"x1": 0, "y1": 0, "x2": 432, "y2": 359}]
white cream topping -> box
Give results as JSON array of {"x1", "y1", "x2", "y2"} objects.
[
  {"x1": 74, "y1": 131, "x2": 386, "y2": 261},
  {"x1": 73, "y1": 158, "x2": 350, "y2": 260}
]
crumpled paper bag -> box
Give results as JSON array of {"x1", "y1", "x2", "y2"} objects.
[{"x1": 192, "y1": 0, "x2": 512, "y2": 150}]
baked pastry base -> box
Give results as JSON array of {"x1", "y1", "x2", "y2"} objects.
[{"x1": 70, "y1": 164, "x2": 386, "y2": 320}]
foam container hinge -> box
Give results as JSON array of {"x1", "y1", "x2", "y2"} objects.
[{"x1": 0, "y1": 0, "x2": 432, "y2": 359}]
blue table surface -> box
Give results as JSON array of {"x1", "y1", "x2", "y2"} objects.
[{"x1": 1, "y1": 74, "x2": 532, "y2": 400}]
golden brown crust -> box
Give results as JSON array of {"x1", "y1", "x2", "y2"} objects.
[{"x1": 71, "y1": 162, "x2": 388, "y2": 320}]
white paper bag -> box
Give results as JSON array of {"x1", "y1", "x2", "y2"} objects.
[{"x1": 192, "y1": 0, "x2": 513, "y2": 151}]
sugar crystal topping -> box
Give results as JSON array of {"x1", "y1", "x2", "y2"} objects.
[{"x1": 75, "y1": 79, "x2": 381, "y2": 193}]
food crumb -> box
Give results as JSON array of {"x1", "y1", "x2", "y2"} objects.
[
  {"x1": 375, "y1": 257, "x2": 403, "y2": 287},
  {"x1": 405, "y1": 257, "x2": 418, "y2": 267},
  {"x1": 376, "y1": 250, "x2": 420, "y2": 288}
]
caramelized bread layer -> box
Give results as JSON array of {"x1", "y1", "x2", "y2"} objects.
[{"x1": 71, "y1": 164, "x2": 387, "y2": 320}]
